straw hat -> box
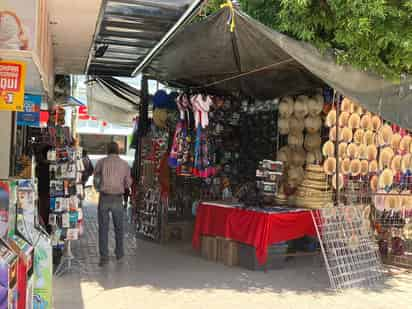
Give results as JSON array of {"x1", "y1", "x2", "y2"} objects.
[
  {"x1": 370, "y1": 175, "x2": 378, "y2": 192},
  {"x1": 304, "y1": 115, "x2": 322, "y2": 133},
  {"x1": 308, "y1": 94, "x2": 324, "y2": 116},
  {"x1": 358, "y1": 144, "x2": 367, "y2": 159},
  {"x1": 341, "y1": 127, "x2": 353, "y2": 143},
  {"x1": 291, "y1": 147, "x2": 306, "y2": 167},
  {"x1": 369, "y1": 160, "x2": 378, "y2": 173},
  {"x1": 401, "y1": 153, "x2": 412, "y2": 173},
  {"x1": 350, "y1": 102, "x2": 363, "y2": 115},
  {"x1": 288, "y1": 166, "x2": 304, "y2": 188},
  {"x1": 289, "y1": 116, "x2": 305, "y2": 133},
  {"x1": 322, "y1": 140, "x2": 335, "y2": 157},
  {"x1": 391, "y1": 133, "x2": 402, "y2": 153},
  {"x1": 384, "y1": 191, "x2": 401, "y2": 209},
  {"x1": 277, "y1": 146, "x2": 291, "y2": 164},
  {"x1": 323, "y1": 157, "x2": 336, "y2": 175},
  {"x1": 360, "y1": 160, "x2": 369, "y2": 176},
  {"x1": 363, "y1": 130, "x2": 376, "y2": 146},
  {"x1": 294, "y1": 95, "x2": 309, "y2": 119},
  {"x1": 371, "y1": 115, "x2": 381, "y2": 131},
  {"x1": 400, "y1": 190, "x2": 412, "y2": 208},
  {"x1": 314, "y1": 149, "x2": 323, "y2": 163},
  {"x1": 306, "y1": 151, "x2": 317, "y2": 165},
  {"x1": 288, "y1": 132, "x2": 304, "y2": 147},
  {"x1": 350, "y1": 159, "x2": 361, "y2": 176},
  {"x1": 339, "y1": 111, "x2": 350, "y2": 127},
  {"x1": 348, "y1": 113, "x2": 361, "y2": 129},
  {"x1": 379, "y1": 168, "x2": 394, "y2": 189},
  {"x1": 367, "y1": 144, "x2": 378, "y2": 161},
  {"x1": 304, "y1": 133, "x2": 321, "y2": 151},
  {"x1": 360, "y1": 113, "x2": 372, "y2": 130},
  {"x1": 379, "y1": 124, "x2": 393, "y2": 145},
  {"x1": 332, "y1": 173, "x2": 344, "y2": 191},
  {"x1": 153, "y1": 109, "x2": 168, "y2": 128},
  {"x1": 379, "y1": 147, "x2": 394, "y2": 168},
  {"x1": 329, "y1": 126, "x2": 342, "y2": 142},
  {"x1": 353, "y1": 129, "x2": 364, "y2": 144},
  {"x1": 341, "y1": 98, "x2": 352, "y2": 113},
  {"x1": 341, "y1": 158, "x2": 351, "y2": 175},
  {"x1": 347, "y1": 143, "x2": 359, "y2": 159},
  {"x1": 278, "y1": 96, "x2": 294, "y2": 118},
  {"x1": 278, "y1": 117, "x2": 289, "y2": 135},
  {"x1": 338, "y1": 142, "x2": 348, "y2": 158},
  {"x1": 326, "y1": 110, "x2": 336, "y2": 127},
  {"x1": 391, "y1": 155, "x2": 402, "y2": 173},
  {"x1": 400, "y1": 135, "x2": 412, "y2": 153}
]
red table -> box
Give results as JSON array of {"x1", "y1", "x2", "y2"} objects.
[{"x1": 192, "y1": 202, "x2": 317, "y2": 265}]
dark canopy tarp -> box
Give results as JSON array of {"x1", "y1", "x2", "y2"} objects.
[{"x1": 145, "y1": 8, "x2": 412, "y2": 129}]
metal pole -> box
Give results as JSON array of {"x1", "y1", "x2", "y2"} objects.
[{"x1": 334, "y1": 91, "x2": 340, "y2": 206}]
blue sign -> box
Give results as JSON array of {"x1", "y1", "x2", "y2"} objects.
[{"x1": 17, "y1": 94, "x2": 42, "y2": 127}]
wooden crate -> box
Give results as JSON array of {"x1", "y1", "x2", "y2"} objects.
[
  {"x1": 201, "y1": 236, "x2": 218, "y2": 261},
  {"x1": 217, "y1": 237, "x2": 238, "y2": 267}
]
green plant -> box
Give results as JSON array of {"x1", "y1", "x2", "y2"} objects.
[{"x1": 204, "y1": 0, "x2": 412, "y2": 81}]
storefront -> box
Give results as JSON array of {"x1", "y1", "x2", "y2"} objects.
[{"x1": 126, "y1": 6, "x2": 412, "y2": 289}]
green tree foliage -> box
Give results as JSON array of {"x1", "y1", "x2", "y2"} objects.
[{"x1": 204, "y1": 0, "x2": 412, "y2": 80}]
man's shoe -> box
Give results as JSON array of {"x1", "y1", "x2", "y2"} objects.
[{"x1": 98, "y1": 258, "x2": 109, "y2": 267}]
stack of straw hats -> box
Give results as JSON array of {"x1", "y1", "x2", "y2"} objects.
[{"x1": 295, "y1": 164, "x2": 333, "y2": 209}]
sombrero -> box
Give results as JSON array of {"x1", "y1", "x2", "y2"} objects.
[
  {"x1": 379, "y1": 124, "x2": 393, "y2": 145},
  {"x1": 304, "y1": 115, "x2": 322, "y2": 133},
  {"x1": 326, "y1": 110, "x2": 336, "y2": 127},
  {"x1": 341, "y1": 98, "x2": 352, "y2": 113},
  {"x1": 400, "y1": 135, "x2": 412, "y2": 153},
  {"x1": 329, "y1": 126, "x2": 342, "y2": 142},
  {"x1": 350, "y1": 159, "x2": 362, "y2": 176},
  {"x1": 363, "y1": 130, "x2": 376, "y2": 146},
  {"x1": 354, "y1": 129, "x2": 364, "y2": 144},
  {"x1": 341, "y1": 127, "x2": 353, "y2": 143},
  {"x1": 348, "y1": 113, "x2": 361, "y2": 129},
  {"x1": 379, "y1": 168, "x2": 394, "y2": 189},
  {"x1": 400, "y1": 190, "x2": 412, "y2": 209},
  {"x1": 338, "y1": 142, "x2": 348, "y2": 158},
  {"x1": 153, "y1": 108, "x2": 168, "y2": 128},
  {"x1": 370, "y1": 175, "x2": 378, "y2": 192},
  {"x1": 360, "y1": 113, "x2": 372, "y2": 130},
  {"x1": 289, "y1": 116, "x2": 305, "y2": 133},
  {"x1": 305, "y1": 151, "x2": 316, "y2": 165},
  {"x1": 288, "y1": 166, "x2": 304, "y2": 187},
  {"x1": 332, "y1": 173, "x2": 344, "y2": 191},
  {"x1": 339, "y1": 111, "x2": 350, "y2": 127},
  {"x1": 391, "y1": 155, "x2": 402, "y2": 173},
  {"x1": 304, "y1": 133, "x2": 321, "y2": 151},
  {"x1": 380, "y1": 147, "x2": 394, "y2": 169},
  {"x1": 306, "y1": 164, "x2": 324, "y2": 173},
  {"x1": 322, "y1": 140, "x2": 335, "y2": 157},
  {"x1": 278, "y1": 96, "x2": 294, "y2": 118},
  {"x1": 291, "y1": 147, "x2": 306, "y2": 167},
  {"x1": 350, "y1": 102, "x2": 363, "y2": 115},
  {"x1": 277, "y1": 146, "x2": 291, "y2": 164},
  {"x1": 384, "y1": 191, "x2": 401, "y2": 209},
  {"x1": 278, "y1": 118, "x2": 290, "y2": 135},
  {"x1": 391, "y1": 133, "x2": 402, "y2": 153},
  {"x1": 369, "y1": 160, "x2": 378, "y2": 173},
  {"x1": 367, "y1": 144, "x2": 378, "y2": 161},
  {"x1": 308, "y1": 94, "x2": 324, "y2": 116},
  {"x1": 341, "y1": 158, "x2": 351, "y2": 175},
  {"x1": 358, "y1": 144, "x2": 368, "y2": 159},
  {"x1": 347, "y1": 143, "x2": 359, "y2": 159},
  {"x1": 294, "y1": 95, "x2": 309, "y2": 119},
  {"x1": 371, "y1": 115, "x2": 382, "y2": 131},
  {"x1": 401, "y1": 153, "x2": 412, "y2": 173},
  {"x1": 288, "y1": 132, "x2": 304, "y2": 147},
  {"x1": 360, "y1": 160, "x2": 369, "y2": 176},
  {"x1": 323, "y1": 157, "x2": 337, "y2": 175},
  {"x1": 314, "y1": 149, "x2": 323, "y2": 163}
]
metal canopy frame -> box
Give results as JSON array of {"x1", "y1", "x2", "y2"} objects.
[{"x1": 85, "y1": 0, "x2": 205, "y2": 77}]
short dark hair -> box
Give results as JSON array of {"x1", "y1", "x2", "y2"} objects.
[{"x1": 107, "y1": 142, "x2": 120, "y2": 155}]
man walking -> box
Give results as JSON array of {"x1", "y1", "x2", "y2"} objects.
[{"x1": 94, "y1": 142, "x2": 132, "y2": 266}]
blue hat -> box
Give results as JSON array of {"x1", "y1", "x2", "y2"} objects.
[{"x1": 153, "y1": 90, "x2": 169, "y2": 109}]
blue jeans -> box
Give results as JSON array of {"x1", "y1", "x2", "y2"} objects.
[{"x1": 98, "y1": 194, "x2": 124, "y2": 258}]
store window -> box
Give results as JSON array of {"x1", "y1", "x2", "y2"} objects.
[{"x1": 79, "y1": 134, "x2": 127, "y2": 155}]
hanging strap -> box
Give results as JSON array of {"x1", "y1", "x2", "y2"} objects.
[{"x1": 220, "y1": 0, "x2": 236, "y2": 32}]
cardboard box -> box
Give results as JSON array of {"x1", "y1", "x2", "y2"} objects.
[
  {"x1": 201, "y1": 236, "x2": 217, "y2": 261},
  {"x1": 163, "y1": 221, "x2": 194, "y2": 242},
  {"x1": 217, "y1": 237, "x2": 238, "y2": 267}
]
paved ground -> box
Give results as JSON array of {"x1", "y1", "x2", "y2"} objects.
[{"x1": 54, "y1": 204, "x2": 412, "y2": 309}]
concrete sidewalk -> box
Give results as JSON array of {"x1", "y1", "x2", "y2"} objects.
[{"x1": 54, "y1": 204, "x2": 412, "y2": 309}]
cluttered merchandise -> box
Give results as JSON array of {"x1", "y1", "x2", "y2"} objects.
[{"x1": 132, "y1": 87, "x2": 412, "y2": 287}]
